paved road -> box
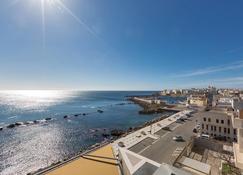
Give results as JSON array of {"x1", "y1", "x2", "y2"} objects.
[
  {"x1": 129, "y1": 137, "x2": 156, "y2": 154},
  {"x1": 139, "y1": 113, "x2": 200, "y2": 165}
]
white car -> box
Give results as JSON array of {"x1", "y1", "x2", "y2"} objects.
[
  {"x1": 173, "y1": 135, "x2": 183, "y2": 141},
  {"x1": 200, "y1": 134, "x2": 210, "y2": 139}
]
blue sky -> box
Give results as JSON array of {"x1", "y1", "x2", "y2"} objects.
[{"x1": 0, "y1": 0, "x2": 243, "y2": 90}]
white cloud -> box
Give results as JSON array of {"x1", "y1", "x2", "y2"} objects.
[
  {"x1": 174, "y1": 60, "x2": 243, "y2": 77},
  {"x1": 174, "y1": 76, "x2": 243, "y2": 89},
  {"x1": 215, "y1": 77, "x2": 243, "y2": 84}
]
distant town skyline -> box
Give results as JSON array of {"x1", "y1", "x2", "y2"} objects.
[{"x1": 0, "y1": 0, "x2": 243, "y2": 90}]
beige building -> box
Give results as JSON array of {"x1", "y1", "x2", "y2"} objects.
[
  {"x1": 232, "y1": 101, "x2": 243, "y2": 169},
  {"x1": 187, "y1": 95, "x2": 208, "y2": 107},
  {"x1": 199, "y1": 111, "x2": 237, "y2": 142}
]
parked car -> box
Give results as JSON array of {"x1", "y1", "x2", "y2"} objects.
[
  {"x1": 176, "y1": 119, "x2": 184, "y2": 123},
  {"x1": 186, "y1": 114, "x2": 192, "y2": 118},
  {"x1": 163, "y1": 126, "x2": 171, "y2": 131},
  {"x1": 205, "y1": 107, "x2": 210, "y2": 111},
  {"x1": 200, "y1": 134, "x2": 210, "y2": 139},
  {"x1": 173, "y1": 135, "x2": 184, "y2": 141}
]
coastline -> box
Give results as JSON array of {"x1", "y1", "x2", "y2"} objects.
[
  {"x1": 0, "y1": 91, "x2": 186, "y2": 175},
  {"x1": 31, "y1": 110, "x2": 176, "y2": 175},
  {"x1": 34, "y1": 107, "x2": 192, "y2": 175}
]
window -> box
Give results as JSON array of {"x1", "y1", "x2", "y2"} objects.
[
  {"x1": 234, "y1": 129, "x2": 237, "y2": 135},
  {"x1": 219, "y1": 127, "x2": 221, "y2": 133},
  {"x1": 228, "y1": 128, "x2": 230, "y2": 134},
  {"x1": 208, "y1": 118, "x2": 211, "y2": 122},
  {"x1": 216, "y1": 119, "x2": 219, "y2": 123},
  {"x1": 224, "y1": 128, "x2": 226, "y2": 133},
  {"x1": 202, "y1": 124, "x2": 204, "y2": 129},
  {"x1": 204, "y1": 117, "x2": 206, "y2": 122},
  {"x1": 214, "y1": 126, "x2": 216, "y2": 131},
  {"x1": 206, "y1": 125, "x2": 208, "y2": 130},
  {"x1": 221, "y1": 120, "x2": 224, "y2": 124},
  {"x1": 211, "y1": 126, "x2": 213, "y2": 131},
  {"x1": 228, "y1": 119, "x2": 230, "y2": 125}
]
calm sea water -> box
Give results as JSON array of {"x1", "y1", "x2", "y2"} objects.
[{"x1": 0, "y1": 91, "x2": 181, "y2": 175}]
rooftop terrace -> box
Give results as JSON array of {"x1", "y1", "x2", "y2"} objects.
[{"x1": 46, "y1": 144, "x2": 119, "y2": 175}]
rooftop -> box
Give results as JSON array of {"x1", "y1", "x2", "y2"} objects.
[{"x1": 47, "y1": 144, "x2": 119, "y2": 175}]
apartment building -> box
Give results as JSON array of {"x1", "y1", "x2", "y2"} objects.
[
  {"x1": 232, "y1": 100, "x2": 243, "y2": 169},
  {"x1": 187, "y1": 95, "x2": 208, "y2": 107},
  {"x1": 199, "y1": 110, "x2": 237, "y2": 142}
]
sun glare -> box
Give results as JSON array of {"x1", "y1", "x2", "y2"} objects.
[
  {"x1": 5, "y1": 90, "x2": 60, "y2": 98},
  {"x1": 10, "y1": 0, "x2": 97, "y2": 49}
]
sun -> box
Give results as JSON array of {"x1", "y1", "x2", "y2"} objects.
[{"x1": 10, "y1": 0, "x2": 97, "y2": 49}]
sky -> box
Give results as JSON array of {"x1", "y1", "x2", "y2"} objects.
[{"x1": 0, "y1": 0, "x2": 243, "y2": 90}]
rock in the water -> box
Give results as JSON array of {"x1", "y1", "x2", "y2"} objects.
[
  {"x1": 24, "y1": 121, "x2": 34, "y2": 125},
  {"x1": 0, "y1": 127, "x2": 3, "y2": 131},
  {"x1": 15, "y1": 122, "x2": 24, "y2": 126},
  {"x1": 102, "y1": 133, "x2": 110, "y2": 137},
  {"x1": 97, "y1": 110, "x2": 104, "y2": 113},
  {"x1": 110, "y1": 129, "x2": 125, "y2": 137},
  {"x1": 45, "y1": 117, "x2": 52, "y2": 121},
  {"x1": 63, "y1": 115, "x2": 69, "y2": 119},
  {"x1": 116, "y1": 103, "x2": 126, "y2": 105},
  {"x1": 7, "y1": 124, "x2": 15, "y2": 128}
]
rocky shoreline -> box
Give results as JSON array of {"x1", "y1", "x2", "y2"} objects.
[{"x1": 0, "y1": 102, "x2": 134, "y2": 132}]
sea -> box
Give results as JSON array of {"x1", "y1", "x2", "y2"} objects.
[{"x1": 0, "y1": 90, "x2": 185, "y2": 175}]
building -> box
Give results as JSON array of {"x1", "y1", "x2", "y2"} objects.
[
  {"x1": 199, "y1": 111, "x2": 237, "y2": 142},
  {"x1": 187, "y1": 95, "x2": 208, "y2": 107},
  {"x1": 118, "y1": 148, "x2": 191, "y2": 175},
  {"x1": 232, "y1": 100, "x2": 243, "y2": 169},
  {"x1": 212, "y1": 96, "x2": 233, "y2": 109}
]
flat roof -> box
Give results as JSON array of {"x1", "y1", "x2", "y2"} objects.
[
  {"x1": 47, "y1": 144, "x2": 119, "y2": 175},
  {"x1": 181, "y1": 157, "x2": 211, "y2": 174},
  {"x1": 133, "y1": 162, "x2": 158, "y2": 175}
]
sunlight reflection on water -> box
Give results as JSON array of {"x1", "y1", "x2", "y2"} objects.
[{"x1": 0, "y1": 90, "x2": 75, "y2": 110}]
